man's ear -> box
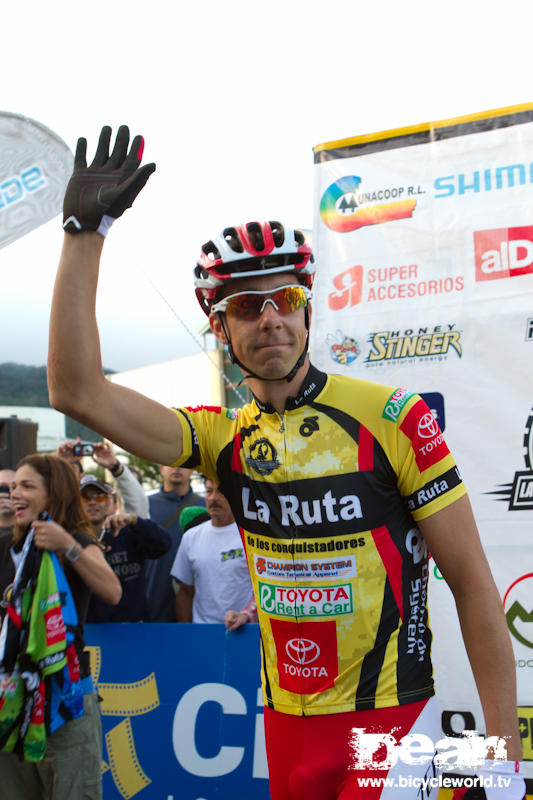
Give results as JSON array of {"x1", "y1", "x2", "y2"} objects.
[{"x1": 209, "y1": 313, "x2": 228, "y2": 345}]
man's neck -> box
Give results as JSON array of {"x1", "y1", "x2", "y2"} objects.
[
  {"x1": 163, "y1": 485, "x2": 190, "y2": 497},
  {"x1": 244, "y1": 358, "x2": 310, "y2": 415}
]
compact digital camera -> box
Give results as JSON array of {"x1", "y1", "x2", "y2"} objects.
[{"x1": 73, "y1": 442, "x2": 94, "y2": 457}]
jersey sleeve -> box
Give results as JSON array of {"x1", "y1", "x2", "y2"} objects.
[
  {"x1": 393, "y1": 394, "x2": 467, "y2": 521},
  {"x1": 169, "y1": 405, "x2": 229, "y2": 482}
]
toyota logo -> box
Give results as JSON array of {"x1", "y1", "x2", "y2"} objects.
[
  {"x1": 417, "y1": 413, "x2": 439, "y2": 439},
  {"x1": 285, "y1": 638, "x2": 320, "y2": 665}
]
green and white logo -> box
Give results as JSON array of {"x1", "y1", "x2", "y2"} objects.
[
  {"x1": 259, "y1": 581, "x2": 353, "y2": 618},
  {"x1": 382, "y1": 388, "x2": 413, "y2": 422}
]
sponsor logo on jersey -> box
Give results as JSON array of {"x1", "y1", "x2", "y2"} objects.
[
  {"x1": 417, "y1": 413, "x2": 440, "y2": 439},
  {"x1": 365, "y1": 325, "x2": 462, "y2": 365},
  {"x1": 406, "y1": 473, "x2": 458, "y2": 513},
  {"x1": 320, "y1": 175, "x2": 420, "y2": 233},
  {"x1": 382, "y1": 390, "x2": 446, "y2": 429},
  {"x1": 405, "y1": 466, "x2": 462, "y2": 513},
  {"x1": 503, "y1": 574, "x2": 533, "y2": 649},
  {"x1": 44, "y1": 606, "x2": 66, "y2": 647},
  {"x1": 245, "y1": 438, "x2": 279, "y2": 476},
  {"x1": 474, "y1": 225, "x2": 533, "y2": 281},
  {"x1": 286, "y1": 637, "x2": 321, "y2": 665},
  {"x1": 38, "y1": 591, "x2": 61, "y2": 612},
  {"x1": 30, "y1": 683, "x2": 45, "y2": 725},
  {"x1": 254, "y1": 553, "x2": 357, "y2": 581},
  {"x1": 406, "y1": 563, "x2": 428, "y2": 662},
  {"x1": 259, "y1": 581, "x2": 353, "y2": 619},
  {"x1": 299, "y1": 416, "x2": 319, "y2": 437},
  {"x1": 270, "y1": 618, "x2": 338, "y2": 694},
  {"x1": 382, "y1": 388, "x2": 414, "y2": 422},
  {"x1": 400, "y1": 399, "x2": 450, "y2": 472},
  {"x1": 405, "y1": 528, "x2": 427, "y2": 564},
  {"x1": 242, "y1": 487, "x2": 363, "y2": 526},
  {"x1": 487, "y1": 405, "x2": 533, "y2": 510},
  {"x1": 526, "y1": 318, "x2": 533, "y2": 342}
]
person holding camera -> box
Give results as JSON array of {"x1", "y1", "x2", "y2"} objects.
[
  {"x1": 80, "y1": 475, "x2": 171, "y2": 622},
  {"x1": 58, "y1": 440, "x2": 149, "y2": 517}
]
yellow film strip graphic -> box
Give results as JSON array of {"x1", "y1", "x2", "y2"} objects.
[
  {"x1": 519, "y1": 707, "x2": 533, "y2": 761},
  {"x1": 86, "y1": 646, "x2": 160, "y2": 799}
]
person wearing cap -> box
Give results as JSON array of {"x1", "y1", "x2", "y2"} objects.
[
  {"x1": 48, "y1": 126, "x2": 525, "y2": 800},
  {"x1": 80, "y1": 476, "x2": 171, "y2": 622},
  {"x1": 171, "y1": 481, "x2": 255, "y2": 625},
  {"x1": 57, "y1": 440, "x2": 149, "y2": 517}
]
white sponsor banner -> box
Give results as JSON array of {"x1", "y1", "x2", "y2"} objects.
[
  {"x1": 253, "y1": 552, "x2": 357, "y2": 581},
  {"x1": 0, "y1": 111, "x2": 72, "y2": 248},
  {"x1": 312, "y1": 105, "x2": 533, "y2": 773}
]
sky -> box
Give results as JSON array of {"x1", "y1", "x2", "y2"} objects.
[{"x1": 3, "y1": 0, "x2": 533, "y2": 372}]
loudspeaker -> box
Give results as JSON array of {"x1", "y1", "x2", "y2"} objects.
[{"x1": 0, "y1": 416, "x2": 38, "y2": 469}]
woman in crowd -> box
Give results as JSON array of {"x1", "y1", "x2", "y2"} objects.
[{"x1": 0, "y1": 453, "x2": 121, "y2": 799}]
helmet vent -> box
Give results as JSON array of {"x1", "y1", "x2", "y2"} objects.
[
  {"x1": 269, "y1": 221, "x2": 285, "y2": 247},
  {"x1": 202, "y1": 240, "x2": 222, "y2": 262},
  {"x1": 294, "y1": 229, "x2": 305, "y2": 246},
  {"x1": 223, "y1": 228, "x2": 244, "y2": 253},
  {"x1": 246, "y1": 222, "x2": 265, "y2": 252}
]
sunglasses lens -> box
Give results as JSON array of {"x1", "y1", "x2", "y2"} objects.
[
  {"x1": 275, "y1": 286, "x2": 307, "y2": 313},
  {"x1": 225, "y1": 294, "x2": 261, "y2": 320},
  {"x1": 82, "y1": 493, "x2": 107, "y2": 504},
  {"x1": 225, "y1": 286, "x2": 307, "y2": 319}
]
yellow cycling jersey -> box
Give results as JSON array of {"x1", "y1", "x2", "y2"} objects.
[{"x1": 172, "y1": 365, "x2": 466, "y2": 716}]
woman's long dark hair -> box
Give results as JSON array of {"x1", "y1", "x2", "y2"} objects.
[{"x1": 14, "y1": 454, "x2": 96, "y2": 542}]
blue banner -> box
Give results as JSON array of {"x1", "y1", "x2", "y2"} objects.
[{"x1": 85, "y1": 623, "x2": 270, "y2": 800}]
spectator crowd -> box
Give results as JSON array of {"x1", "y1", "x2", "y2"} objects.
[{"x1": 0, "y1": 442, "x2": 257, "y2": 630}]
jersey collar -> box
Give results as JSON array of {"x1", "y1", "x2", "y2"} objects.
[{"x1": 252, "y1": 363, "x2": 327, "y2": 414}]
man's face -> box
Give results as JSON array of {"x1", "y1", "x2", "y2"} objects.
[
  {"x1": 0, "y1": 469, "x2": 15, "y2": 524},
  {"x1": 204, "y1": 479, "x2": 234, "y2": 528},
  {"x1": 160, "y1": 466, "x2": 193, "y2": 494},
  {"x1": 209, "y1": 272, "x2": 311, "y2": 381},
  {"x1": 81, "y1": 487, "x2": 115, "y2": 529}
]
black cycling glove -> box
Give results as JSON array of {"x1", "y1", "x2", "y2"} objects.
[{"x1": 63, "y1": 125, "x2": 156, "y2": 236}]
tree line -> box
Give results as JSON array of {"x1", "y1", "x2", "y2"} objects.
[{"x1": 0, "y1": 363, "x2": 115, "y2": 407}]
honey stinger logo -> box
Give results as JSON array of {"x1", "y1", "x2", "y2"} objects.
[{"x1": 365, "y1": 324, "x2": 462, "y2": 365}]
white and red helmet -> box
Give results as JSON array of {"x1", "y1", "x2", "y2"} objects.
[{"x1": 194, "y1": 220, "x2": 314, "y2": 315}]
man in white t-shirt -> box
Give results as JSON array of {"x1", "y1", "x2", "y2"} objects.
[{"x1": 172, "y1": 478, "x2": 255, "y2": 624}]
